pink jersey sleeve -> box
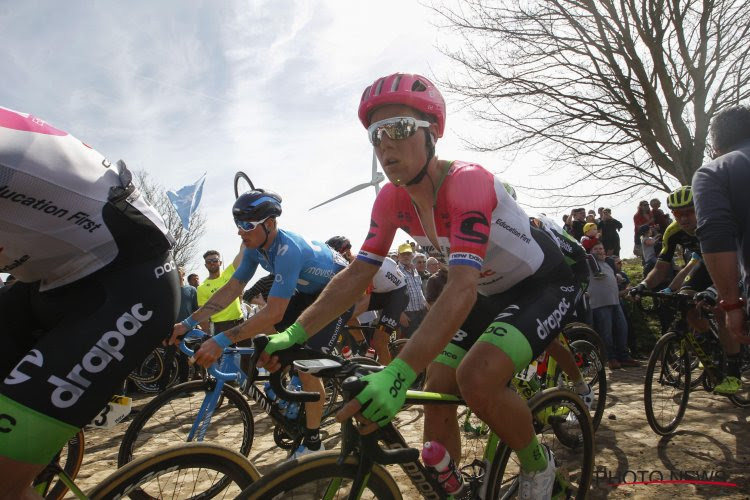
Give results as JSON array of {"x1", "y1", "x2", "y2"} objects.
[
  {"x1": 357, "y1": 183, "x2": 399, "y2": 266},
  {"x1": 443, "y1": 164, "x2": 497, "y2": 270}
]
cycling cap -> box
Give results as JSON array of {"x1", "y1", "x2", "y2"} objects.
[
  {"x1": 358, "y1": 73, "x2": 446, "y2": 138},
  {"x1": 502, "y1": 181, "x2": 517, "y2": 201},
  {"x1": 233, "y1": 189, "x2": 282, "y2": 221},
  {"x1": 326, "y1": 236, "x2": 351, "y2": 252},
  {"x1": 666, "y1": 186, "x2": 693, "y2": 209}
]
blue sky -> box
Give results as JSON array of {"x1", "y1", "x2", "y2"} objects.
[{"x1": 1, "y1": 1, "x2": 655, "y2": 283}]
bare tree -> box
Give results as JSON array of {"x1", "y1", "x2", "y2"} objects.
[
  {"x1": 432, "y1": 0, "x2": 750, "y2": 206},
  {"x1": 133, "y1": 170, "x2": 207, "y2": 269}
]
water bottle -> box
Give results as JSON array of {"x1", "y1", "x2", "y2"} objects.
[
  {"x1": 263, "y1": 381, "x2": 277, "y2": 402},
  {"x1": 422, "y1": 441, "x2": 464, "y2": 495},
  {"x1": 285, "y1": 375, "x2": 302, "y2": 420},
  {"x1": 341, "y1": 346, "x2": 352, "y2": 359}
]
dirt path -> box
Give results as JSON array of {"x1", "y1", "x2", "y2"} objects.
[{"x1": 73, "y1": 364, "x2": 749, "y2": 498}]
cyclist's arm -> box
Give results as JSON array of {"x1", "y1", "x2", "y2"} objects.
[
  {"x1": 642, "y1": 259, "x2": 671, "y2": 288},
  {"x1": 223, "y1": 295, "x2": 290, "y2": 343},
  {"x1": 703, "y1": 251, "x2": 741, "y2": 303},
  {"x1": 399, "y1": 264, "x2": 478, "y2": 371},
  {"x1": 668, "y1": 258, "x2": 698, "y2": 291},
  {"x1": 296, "y1": 259, "x2": 378, "y2": 334}
]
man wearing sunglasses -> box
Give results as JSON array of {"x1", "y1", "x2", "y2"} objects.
[
  {"x1": 630, "y1": 186, "x2": 742, "y2": 394},
  {"x1": 170, "y1": 188, "x2": 351, "y2": 459},
  {"x1": 257, "y1": 73, "x2": 583, "y2": 497}
]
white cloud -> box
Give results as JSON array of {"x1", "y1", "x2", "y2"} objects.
[{"x1": 1, "y1": 0, "x2": 648, "y2": 284}]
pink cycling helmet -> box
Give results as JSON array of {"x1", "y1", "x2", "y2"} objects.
[{"x1": 358, "y1": 73, "x2": 446, "y2": 138}]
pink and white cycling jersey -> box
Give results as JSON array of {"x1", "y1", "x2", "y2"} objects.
[
  {"x1": 0, "y1": 106, "x2": 170, "y2": 290},
  {"x1": 358, "y1": 161, "x2": 544, "y2": 296}
]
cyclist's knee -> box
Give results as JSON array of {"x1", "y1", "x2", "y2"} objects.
[
  {"x1": 424, "y1": 361, "x2": 459, "y2": 394},
  {"x1": 457, "y1": 350, "x2": 514, "y2": 407}
]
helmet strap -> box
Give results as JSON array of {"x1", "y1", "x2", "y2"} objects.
[
  {"x1": 258, "y1": 219, "x2": 274, "y2": 249},
  {"x1": 405, "y1": 131, "x2": 436, "y2": 187}
]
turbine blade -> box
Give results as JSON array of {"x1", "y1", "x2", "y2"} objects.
[{"x1": 309, "y1": 181, "x2": 373, "y2": 210}]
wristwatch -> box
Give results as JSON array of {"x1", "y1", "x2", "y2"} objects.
[{"x1": 719, "y1": 298, "x2": 745, "y2": 312}]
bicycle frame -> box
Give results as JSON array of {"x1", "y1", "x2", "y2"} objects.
[{"x1": 179, "y1": 330, "x2": 305, "y2": 446}]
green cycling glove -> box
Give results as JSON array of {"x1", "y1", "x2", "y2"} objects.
[
  {"x1": 356, "y1": 358, "x2": 417, "y2": 426},
  {"x1": 264, "y1": 322, "x2": 309, "y2": 356}
]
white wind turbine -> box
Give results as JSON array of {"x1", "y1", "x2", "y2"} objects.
[{"x1": 309, "y1": 151, "x2": 384, "y2": 210}]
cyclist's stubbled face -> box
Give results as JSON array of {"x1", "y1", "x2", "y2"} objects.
[
  {"x1": 370, "y1": 104, "x2": 434, "y2": 186},
  {"x1": 672, "y1": 207, "x2": 697, "y2": 234}
]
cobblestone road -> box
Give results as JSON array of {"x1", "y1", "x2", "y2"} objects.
[{"x1": 73, "y1": 364, "x2": 749, "y2": 499}]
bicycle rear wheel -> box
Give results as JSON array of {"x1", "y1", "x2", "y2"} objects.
[
  {"x1": 89, "y1": 443, "x2": 259, "y2": 500},
  {"x1": 555, "y1": 339, "x2": 607, "y2": 432},
  {"x1": 238, "y1": 451, "x2": 401, "y2": 499},
  {"x1": 485, "y1": 388, "x2": 594, "y2": 500},
  {"x1": 562, "y1": 322, "x2": 605, "y2": 361},
  {"x1": 644, "y1": 331, "x2": 691, "y2": 435},
  {"x1": 118, "y1": 380, "x2": 254, "y2": 467},
  {"x1": 128, "y1": 348, "x2": 164, "y2": 385}
]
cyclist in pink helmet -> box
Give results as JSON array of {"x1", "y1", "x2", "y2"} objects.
[{"x1": 258, "y1": 72, "x2": 587, "y2": 497}]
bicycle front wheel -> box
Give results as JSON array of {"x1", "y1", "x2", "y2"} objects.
[
  {"x1": 644, "y1": 331, "x2": 691, "y2": 435},
  {"x1": 118, "y1": 380, "x2": 254, "y2": 467},
  {"x1": 485, "y1": 388, "x2": 594, "y2": 499},
  {"x1": 238, "y1": 451, "x2": 402, "y2": 499},
  {"x1": 89, "y1": 443, "x2": 259, "y2": 500}
]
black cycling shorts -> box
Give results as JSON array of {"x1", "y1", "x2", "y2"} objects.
[
  {"x1": 367, "y1": 287, "x2": 409, "y2": 334},
  {"x1": 275, "y1": 290, "x2": 353, "y2": 355},
  {"x1": 437, "y1": 259, "x2": 578, "y2": 371},
  {"x1": 0, "y1": 250, "x2": 179, "y2": 464}
]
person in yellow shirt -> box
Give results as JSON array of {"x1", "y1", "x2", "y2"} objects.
[{"x1": 197, "y1": 248, "x2": 244, "y2": 334}]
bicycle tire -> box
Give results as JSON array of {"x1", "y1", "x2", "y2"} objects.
[
  {"x1": 89, "y1": 443, "x2": 260, "y2": 500},
  {"x1": 644, "y1": 331, "x2": 691, "y2": 435},
  {"x1": 238, "y1": 450, "x2": 402, "y2": 499},
  {"x1": 131, "y1": 347, "x2": 182, "y2": 393},
  {"x1": 562, "y1": 322, "x2": 605, "y2": 361},
  {"x1": 33, "y1": 430, "x2": 85, "y2": 500},
  {"x1": 485, "y1": 388, "x2": 594, "y2": 500},
  {"x1": 555, "y1": 339, "x2": 607, "y2": 432},
  {"x1": 117, "y1": 380, "x2": 254, "y2": 467},
  {"x1": 127, "y1": 348, "x2": 164, "y2": 384}
]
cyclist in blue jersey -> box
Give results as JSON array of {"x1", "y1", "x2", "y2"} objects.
[{"x1": 169, "y1": 188, "x2": 351, "y2": 458}]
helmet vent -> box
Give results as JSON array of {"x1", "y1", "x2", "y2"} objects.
[
  {"x1": 411, "y1": 79, "x2": 427, "y2": 92},
  {"x1": 391, "y1": 75, "x2": 402, "y2": 92},
  {"x1": 374, "y1": 78, "x2": 385, "y2": 96}
]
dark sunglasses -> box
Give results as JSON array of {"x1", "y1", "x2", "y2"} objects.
[
  {"x1": 235, "y1": 217, "x2": 269, "y2": 232},
  {"x1": 205, "y1": 258, "x2": 220, "y2": 264},
  {"x1": 671, "y1": 207, "x2": 694, "y2": 217},
  {"x1": 367, "y1": 116, "x2": 431, "y2": 147}
]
